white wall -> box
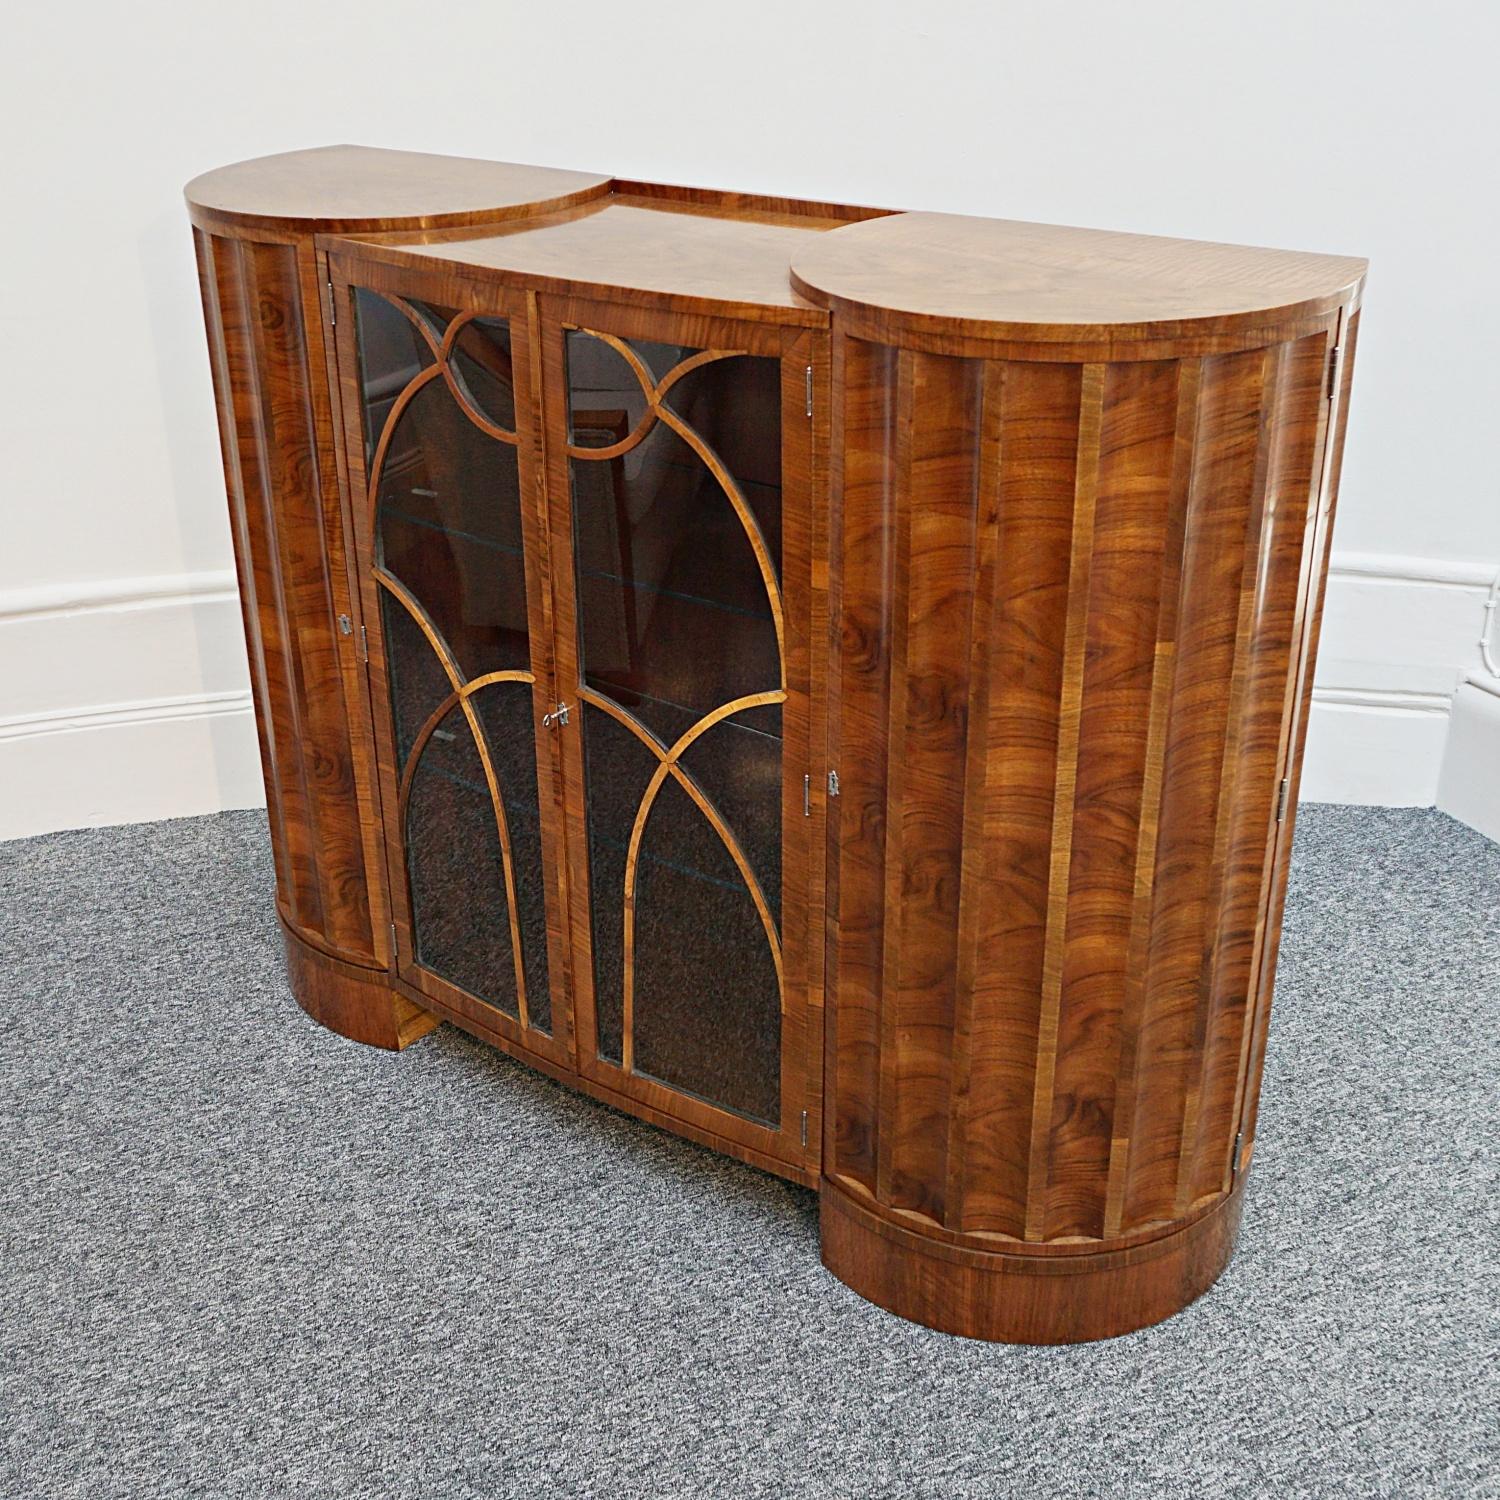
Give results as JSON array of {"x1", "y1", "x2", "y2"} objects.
[{"x1": 1, "y1": 0, "x2": 1496, "y2": 838}]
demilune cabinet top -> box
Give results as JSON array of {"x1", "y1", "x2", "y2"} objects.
[{"x1": 186, "y1": 146, "x2": 1364, "y2": 1344}]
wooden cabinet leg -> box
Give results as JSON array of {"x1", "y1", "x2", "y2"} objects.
[{"x1": 280, "y1": 918, "x2": 438, "y2": 1051}]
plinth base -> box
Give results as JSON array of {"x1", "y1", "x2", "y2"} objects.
[
  {"x1": 820, "y1": 1177, "x2": 1245, "y2": 1344},
  {"x1": 281, "y1": 920, "x2": 438, "y2": 1051}
]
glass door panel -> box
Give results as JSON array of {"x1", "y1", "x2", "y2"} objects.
[
  {"x1": 564, "y1": 328, "x2": 786, "y2": 1125},
  {"x1": 351, "y1": 288, "x2": 553, "y2": 1036}
]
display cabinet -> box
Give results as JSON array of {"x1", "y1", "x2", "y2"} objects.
[{"x1": 187, "y1": 146, "x2": 1364, "y2": 1342}]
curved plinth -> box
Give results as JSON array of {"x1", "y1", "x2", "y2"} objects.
[
  {"x1": 281, "y1": 921, "x2": 437, "y2": 1051},
  {"x1": 821, "y1": 1176, "x2": 1245, "y2": 1344}
]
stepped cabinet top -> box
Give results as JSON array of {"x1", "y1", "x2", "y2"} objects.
[{"x1": 187, "y1": 145, "x2": 1366, "y2": 345}]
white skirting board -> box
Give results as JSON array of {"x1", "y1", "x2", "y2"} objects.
[
  {"x1": 0, "y1": 550, "x2": 1496, "y2": 841},
  {"x1": 0, "y1": 693, "x2": 264, "y2": 840},
  {"x1": 1301, "y1": 689, "x2": 1453, "y2": 807},
  {"x1": 1436, "y1": 677, "x2": 1500, "y2": 844},
  {"x1": 0, "y1": 571, "x2": 265, "y2": 841},
  {"x1": 1299, "y1": 552, "x2": 1496, "y2": 821}
]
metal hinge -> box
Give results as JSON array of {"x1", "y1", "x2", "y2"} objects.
[
  {"x1": 803, "y1": 773, "x2": 811, "y2": 817},
  {"x1": 359, "y1": 624, "x2": 369, "y2": 663},
  {"x1": 827, "y1": 769, "x2": 840, "y2": 797},
  {"x1": 800, "y1": 1110, "x2": 809, "y2": 1148},
  {"x1": 1326, "y1": 343, "x2": 1341, "y2": 399},
  {"x1": 328, "y1": 280, "x2": 336, "y2": 327},
  {"x1": 805, "y1": 365, "x2": 814, "y2": 418},
  {"x1": 1231, "y1": 1130, "x2": 1244, "y2": 1180},
  {"x1": 1275, "y1": 777, "x2": 1290, "y2": 822},
  {"x1": 389, "y1": 921, "x2": 398, "y2": 960}
]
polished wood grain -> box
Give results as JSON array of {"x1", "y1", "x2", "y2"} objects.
[
  {"x1": 821, "y1": 1168, "x2": 1245, "y2": 1345},
  {"x1": 193, "y1": 228, "x2": 387, "y2": 970},
  {"x1": 791, "y1": 210, "x2": 1365, "y2": 349},
  {"x1": 828, "y1": 336, "x2": 898, "y2": 1192},
  {"x1": 609, "y1": 179, "x2": 886, "y2": 227},
  {"x1": 953, "y1": 360, "x2": 1082, "y2": 1238},
  {"x1": 282, "y1": 918, "x2": 437, "y2": 1051},
  {"x1": 1232, "y1": 310, "x2": 1359, "y2": 1179},
  {"x1": 824, "y1": 310, "x2": 1355, "y2": 1335},
  {"x1": 186, "y1": 145, "x2": 611, "y2": 235},
  {"x1": 334, "y1": 199, "x2": 838, "y2": 324},
  {"x1": 1108, "y1": 347, "x2": 1266, "y2": 1234},
  {"x1": 1043, "y1": 358, "x2": 1183, "y2": 1243},
  {"x1": 190, "y1": 147, "x2": 1363, "y2": 1343}
]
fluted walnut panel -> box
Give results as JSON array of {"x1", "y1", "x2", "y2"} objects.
[
  {"x1": 828, "y1": 323, "x2": 1349, "y2": 1279},
  {"x1": 192, "y1": 229, "x2": 384, "y2": 968}
]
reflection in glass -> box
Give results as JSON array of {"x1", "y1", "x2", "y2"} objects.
[
  {"x1": 449, "y1": 317, "x2": 518, "y2": 431},
  {"x1": 353, "y1": 289, "x2": 433, "y2": 464},
  {"x1": 372, "y1": 377, "x2": 528, "y2": 683}
]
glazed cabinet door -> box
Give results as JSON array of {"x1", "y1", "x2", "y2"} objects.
[
  {"x1": 328, "y1": 257, "x2": 573, "y2": 1069},
  {"x1": 539, "y1": 300, "x2": 823, "y2": 1175}
]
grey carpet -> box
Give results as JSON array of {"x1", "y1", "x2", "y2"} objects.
[{"x1": 2, "y1": 805, "x2": 1496, "y2": 1499}]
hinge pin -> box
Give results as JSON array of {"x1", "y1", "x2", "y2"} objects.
[
  {"x1": 1275, "y1": 777, "x2": 1290, "y2": 822},
  {"x1": 359, "y1": 624, "x2": 369, "y2": 662},
  {"x1": 1231, "y1": 1130, "x2": 1244, "y2": 1179},
  {"x1": 800, "y1": 1110, "x2": 809, "y2": 1148},
  {"x1": 805, "y1": 364, "x2": 814, "y2": 418},
  {"x1": 1326, "y1": 343, "x2": 1341, "y2": 399},
  {"x1": 328, "y1": 280, "x2": 336, "y2": 327}
]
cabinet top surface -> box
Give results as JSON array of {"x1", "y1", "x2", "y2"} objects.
[
  {"x1": 790, "y1": 212, "x2": 1367, "y2": 341},
  {"x1": 188, "y1": 147, "x2": 1366, "y2": 340},
  {"x1": 184, "y1": 145, "x2": 611, "y2": 232},
  {"x1": 336, "y1": 197, "x2": 844, "y2": 319}
]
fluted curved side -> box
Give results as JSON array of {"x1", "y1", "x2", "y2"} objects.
[
  {"x1": 193, "y1": 228, "x2": 385, "y2": 965},
  {"x1": 825, "y1": 315, "x2": 1355, "y2": 1333}
]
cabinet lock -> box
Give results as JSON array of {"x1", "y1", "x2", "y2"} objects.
[{"x1": 542, "y1": 702, "x2": 572, "y2": 729}]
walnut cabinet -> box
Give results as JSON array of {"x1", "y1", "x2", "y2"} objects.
[{"x1": 187, "y1": 147, "x2": 1364, "y2": 1343}]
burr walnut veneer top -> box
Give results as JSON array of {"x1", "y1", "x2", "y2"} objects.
[{"x1": 187, "y1": 145, "x2": 1366, "y2": 339}]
